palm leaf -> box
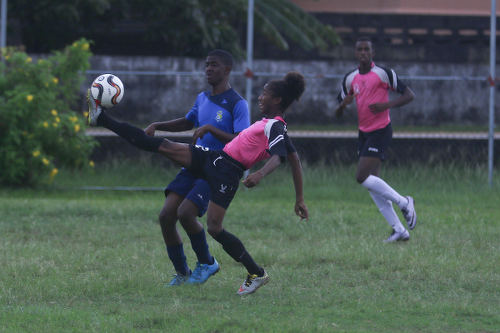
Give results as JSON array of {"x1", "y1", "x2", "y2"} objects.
[
  {"x1": 257, "y1": 0, "x2": 340, "y2": 50},
  {"x1": 256, "y1": 1, "x2": 315, "y2": 51},
  {"x1": 253, "y1": 7, "x2": 290, "y2": 50},
  {"x1": 188, "y1": 0, "x2": 215, "y2": 48}
]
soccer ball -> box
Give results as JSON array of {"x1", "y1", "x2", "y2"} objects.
[{"x1": 90, "y1": 73, "x2": 124, "y2": 108}]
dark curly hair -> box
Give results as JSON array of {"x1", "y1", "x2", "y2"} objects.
[{"x1": 266, "y1": 71, "x2": 305, "y2": 111}]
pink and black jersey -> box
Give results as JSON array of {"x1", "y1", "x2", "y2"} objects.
[
  {"x1": 338, "y1": 62, "x2": 407, "y2": 132},
  {"x1": 223, "y1": 116, "x2": 296, "y2": 169}
]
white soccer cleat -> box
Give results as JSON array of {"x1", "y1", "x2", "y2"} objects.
[
  {"x1": 86, "y1": 88, "x2": 103, "y2": 126},
  {"x1": 383, "y1": 229, "x2": 410, "y2": 243},
  {"x1": 401, "y1": 196, "x2": 417, "y2": 230},
  {"x1": 237, "y1": 270, "x2": 270, "y2": 295}
]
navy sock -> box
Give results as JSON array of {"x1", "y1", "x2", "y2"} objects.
[
  {"x1": 166, "y1": 243, "x2": 190, "y2": 276},
  {"x1": 214, "y1": 229, "x2": 262, "y2": 275},
  {"x1": 98, "y1": 111, "x2": 163, "y2": 152},
  {"x1": 188, "y1": 229, "x2": 214, "y2": 265}
]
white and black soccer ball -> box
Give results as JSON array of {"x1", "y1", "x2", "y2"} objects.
[{"x1": 90, "y1": 73, "x2": 124, "y2": 108}]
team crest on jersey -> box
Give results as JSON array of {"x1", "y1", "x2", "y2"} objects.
[
  {"x1": 353, "y1": 83, "x2": 360, "y2": 95},
  {"x1": 215, "y1": 110, "x2": 223, "y2": 122}
]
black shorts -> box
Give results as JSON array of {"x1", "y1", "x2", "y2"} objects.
[
  {"x1": 187, "y1": 145, "x2": 245, "y2": 209},
  {"x1": 358, "y1": 123, "x2": 393, "y2": 161},
  {"x1": 165, "y1": 168, "x2": 210, "y2": 217}
]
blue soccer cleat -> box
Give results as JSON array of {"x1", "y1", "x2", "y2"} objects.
[
  {"x1": 166, "y1": 273, "x2": 190, "y2": 287},
  {"x1": 186, "y1": 257, "x2": 220, "y2": 284}
]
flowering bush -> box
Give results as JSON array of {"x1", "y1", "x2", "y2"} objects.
[{"x1": 0, "y1": 39, "x2": 97, "y2": 186}]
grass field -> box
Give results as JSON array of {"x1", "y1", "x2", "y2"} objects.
[{"x1": 1, "y1": 163, "x2": 499, "y2": 332}]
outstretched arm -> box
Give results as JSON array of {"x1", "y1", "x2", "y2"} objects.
[
  {"x1": 242, "y1": 155, "x2": 282, "y2": 188},
  {"x1": 192, "y1": 124, "x2": 239, "y2": 144},
  {"x1": 287, "y1": 152, "x2": 308, "y2": 220},
  {"x1": 144, "y1": 117, "x2": 194, "y2": 136}
]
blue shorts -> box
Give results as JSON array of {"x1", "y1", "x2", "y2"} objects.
[
  {"x1": 165, "y1": 168, "x2": 211, "y2": 217},
  {"x1": 358, "y1": 123, "x2": 393, "y2": 161},
  {"x1": 187, "y1": 145, "x2": 244, "y2": 209}
]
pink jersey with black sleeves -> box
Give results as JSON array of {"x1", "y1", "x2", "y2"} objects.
[
  {"x1": 338, "y1": 62, "x2": 407, "y2": 132},
  {"x1": 223, "y1": 116, "x2": 294, "y2": 169}
]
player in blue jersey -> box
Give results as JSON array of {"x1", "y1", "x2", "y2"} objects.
[{"x1": 144, "y1": 50, "x2": 250, "y2": 286}]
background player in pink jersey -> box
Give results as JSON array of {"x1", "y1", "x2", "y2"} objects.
[
  {"x1": 335, "y1": 37, "x2": 417, "y2": 243},
  {"x1": 87, "y1": 72, "x2": 309, "y2": 295}
]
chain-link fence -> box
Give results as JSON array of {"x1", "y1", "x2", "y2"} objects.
[{"x1": 84, "y1": 59, "x2": 499, "y2": 167}]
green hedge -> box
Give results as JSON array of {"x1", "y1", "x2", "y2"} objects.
[{"x1": 0, "y1": 39, "x2": 96, "y2": 186}]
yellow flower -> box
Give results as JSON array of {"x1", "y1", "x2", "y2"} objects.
[
  {"x1": 32, "y1": 150, "x2": 40, "y2": 157},
  {"x1": 89, "y1": 160, "x2": 95, "y2": 168},
  {"x1": 51, "y1": 109, "x2": 58, "y2": 116},
  {"x1": 49, "y1": 168, "x2": 59, "y2": 183},
  {"x1": 26, "y1": 95, "x2": 34, "y2": 102},
  {"x1": 69, "y1": 116, "x2": 78, "y2": 123},
  {"x1": 26, "y1": 57, "x2": 32, "y2": 63},
  {"x1": 55, "y1": 116, "x2": 60, "y2": 123},
  {"x1": 42, "y1": 158, "x2": 49, "y2": 166},
  {"x1": 74, "y1": 124, "x2": 80, "y2": 132},
  {"x1": 52, "y1": 77, "x2": 59, "y2": 84},
  {"x1": 72, "y1": 42, "x2": 78, "y2": 47},
  {"x1": 4, "y1": 55, "x2": 9, "y2": 60},
  {"x1": 52, "y1": 122, "x2": 58, "y2": 127},
  {"x1": 83, "y1": 111, "x2": 89, "y2": 118},
  {"x1": 82, "y1": 43, "x2": 89, "y2": 51},
  {"x1": 43, "y1": 122, "x2": 49, "y2": 128}
]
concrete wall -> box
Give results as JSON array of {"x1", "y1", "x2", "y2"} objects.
[{"x1": 83, "y1": 55, "x2": 498, "y2": 127}]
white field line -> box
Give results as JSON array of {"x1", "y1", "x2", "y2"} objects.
[
  {"x1": 85, "y1": 128, "x2": 500, "y2": 140},
  {"x1": 78, "y1": 129, "x2": 498, "y2": 192}
]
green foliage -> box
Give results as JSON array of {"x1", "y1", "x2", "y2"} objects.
[
  {"x1": 254, "y1": 0, "x2": 341, "y2": 52},
  {"x1": 0, "y1": 39, "x2": 97, "y2": 186},
  {"x1": 9, "y1": 0, "x2": 340, "y2": 58}
]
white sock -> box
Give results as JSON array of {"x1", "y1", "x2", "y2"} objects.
[
  {"x1": 361, "y1": 175, "x2": 408, "y2": 209},
  {"x1": 369, "y1": 191, "x2": 406, "y2": 233}
]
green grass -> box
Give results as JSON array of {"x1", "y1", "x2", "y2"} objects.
[{"x1": 1, "y1": 163, "x2": 499, "y2": 332}]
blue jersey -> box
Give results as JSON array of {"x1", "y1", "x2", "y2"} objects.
[{"x1": 186, "y1": 88, "x2": 250, "y2": 150}]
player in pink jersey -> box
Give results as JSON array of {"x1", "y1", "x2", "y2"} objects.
[
  {"x1": 335, "y1": 37, "x2": 417, "y2": 243},
  {"x1": 87, "y1": 72, "x2": 308, "y2": 295}
]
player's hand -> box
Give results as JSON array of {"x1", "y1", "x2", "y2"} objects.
[
  {"x1": 144, "y1": 124, "x2": 156, "y2": 136},
  {"x1": 344, "y1": 94, "x2": 355, "y2": 105},
  {"x1": 242, "y1": 171, "x2": 263, "y2": 188},
  {"x1": 369, "y1": 102, "x2": 388, "y2": 114},
  {"x1": 295, "y1": 200, "x2": 309, "y2": 221},
  {"x1": 192, "y1": 125, "x2": 211, "y2": 144},
  {"x1": 335, "y1": 94, "x2": 354, "y2": 119}
]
